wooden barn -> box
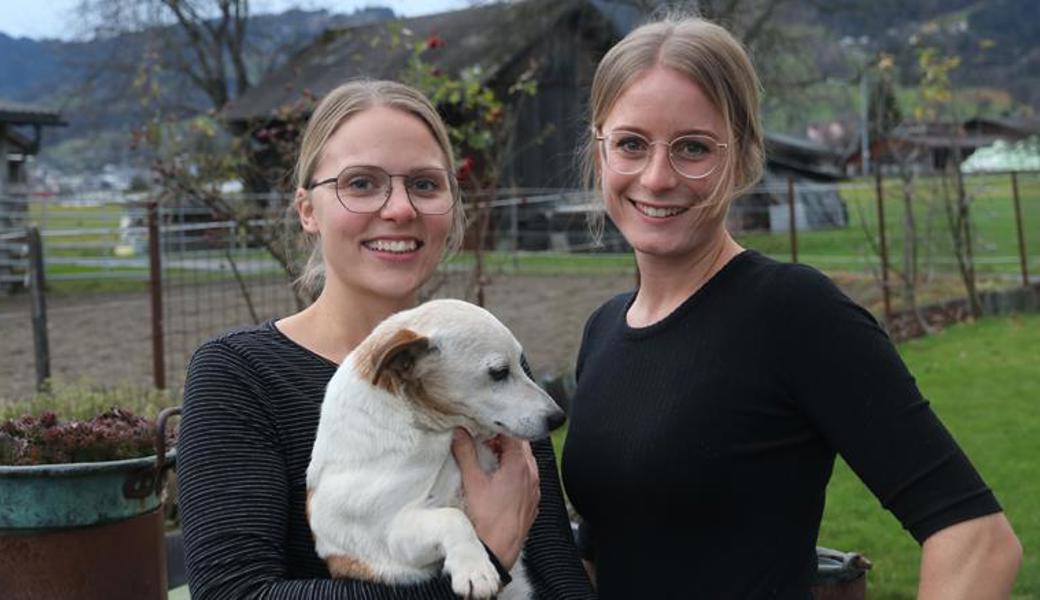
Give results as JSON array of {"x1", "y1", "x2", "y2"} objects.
[{"x1": 223, "y1": 0, "x2": 846, "y2": 244}]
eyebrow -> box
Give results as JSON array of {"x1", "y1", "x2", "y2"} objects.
[{"x1": 610, "y1": 126, "x2": 722, "y2": 139}]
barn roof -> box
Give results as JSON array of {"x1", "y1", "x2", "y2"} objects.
[{"x1": 222, "y1": 0, "x2": 588, "y2": 122}]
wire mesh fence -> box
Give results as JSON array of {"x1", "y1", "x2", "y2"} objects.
[{"x1": 1, "y1": 172, "x2": 1036, "y2": 402}]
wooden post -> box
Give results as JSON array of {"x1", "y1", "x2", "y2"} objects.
[
  {"x1": 787, "y1": 175, "x2": 798, "y2": 263},
  {"x1": 1010, "y1": 172, "x2": 1029, "y2": 287},
  {"x1": 874, "y1": 170, "x2": 892, "y2": 323},
  {"x1": 27, "y1": 226, "x2": 50, "y2": 391},
  {"x1": 148, "y1": 202, "x2": 166, "y2": 389}
]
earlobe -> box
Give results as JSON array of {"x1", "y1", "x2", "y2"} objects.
[{"x1": 296, "y1": 188, "x2": 320, "y2": 234}]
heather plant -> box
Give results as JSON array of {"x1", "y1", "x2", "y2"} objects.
[{"x1": 0, "y1": 408, "x2": 174, "y2": 466}]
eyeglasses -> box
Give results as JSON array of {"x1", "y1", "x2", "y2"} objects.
[
  {"x1": 596, "y1": 129, "x2": 728, "y2": 180},
  {"x1": 308, "y1": 165, "x2": 458, "y2": 215}
]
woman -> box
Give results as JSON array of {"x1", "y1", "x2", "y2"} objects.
[
  {"x1": 177, "y1": 80, "x2": 594, "y2": 599},
  {"x1": 560, "y1": 16, "x2": 1022, "y2": 599}
]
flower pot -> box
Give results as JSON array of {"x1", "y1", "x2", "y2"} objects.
[{"x1": 0, "y1": 407, "x2": 179, "y2": 600}]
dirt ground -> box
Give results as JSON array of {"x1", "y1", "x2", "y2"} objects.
[{"x1": 0, "y1": 273, "x2": 635, "y2": 403}]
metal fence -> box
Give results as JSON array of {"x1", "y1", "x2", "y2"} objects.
[{"x1": 1, "y1": 172, "x2": 1036, "y2": 402}]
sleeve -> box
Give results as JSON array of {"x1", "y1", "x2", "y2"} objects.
[
  {"x1": 769, "y1": 265, "x2": 1002, "y2": 543},
  {"x1": 519, "y1": 356, "x2": 597, "y2": 599},
  {"x1": 177, "y1": 340, "x2": 461, "y2": 600}
]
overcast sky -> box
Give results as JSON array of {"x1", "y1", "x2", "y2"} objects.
[{"x1": 0, "y1": 0, "x2": 472, "y2": 40}]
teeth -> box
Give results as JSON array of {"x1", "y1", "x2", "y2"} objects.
[
  {"x1": 633, "y1": 202, "x2": 685, "y2": 218},
  {"x1": 365, "y1": 239, "x2": 419, "y2": 253}
]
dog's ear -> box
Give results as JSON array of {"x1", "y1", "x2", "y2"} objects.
[{"x1": 370, "y1": 328, "x2": 432, "y2": 388}]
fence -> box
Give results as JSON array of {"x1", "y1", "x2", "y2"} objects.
[{"x1": 1, "y1": 171, "x2": 1037, "y2": 402}]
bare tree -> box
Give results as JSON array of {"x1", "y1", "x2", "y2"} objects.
[{"x1": 77, "y1": 0, "x2": 253, "y2": 114}]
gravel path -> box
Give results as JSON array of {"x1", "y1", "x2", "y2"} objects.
[{"x1": 0, "y1": 274, "x2": 635, "y2": 402}]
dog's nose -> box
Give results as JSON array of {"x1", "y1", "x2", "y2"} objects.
[{"x1": 546, "y1": 409, "x2": 566, "y2": 432}]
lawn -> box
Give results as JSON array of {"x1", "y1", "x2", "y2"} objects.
[{"x1": 551, "y1": 313, "x2": 1039, "y2": 598}]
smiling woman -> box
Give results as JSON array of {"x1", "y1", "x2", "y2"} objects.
[
  {"x1": 561, "y1": 13, "x2": 1022, "y2": 600},
  {"x1": 174, "y1": 80, "x2": 595, "y2": 599}
]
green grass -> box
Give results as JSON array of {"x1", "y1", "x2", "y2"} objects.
[
  {"x1": 550, "y1": 314, "x2": 1039, "y2": 598},
  {"x1": 818, "y1": 314, "x2": 1040, "y2": 599}
]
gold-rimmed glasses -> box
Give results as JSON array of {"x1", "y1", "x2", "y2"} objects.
[{"x1": 596, "y1": 129, "x2": 728, "y2": 180}]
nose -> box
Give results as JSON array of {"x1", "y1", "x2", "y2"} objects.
[
  {"x1": 379, "y1": 180, "x2": 418, "y2": 222},
  {"x1": 545, "y1": 407, "x2": 566, "y2": 432},
  {"x1": 639, "y1": 143, "x2": 679, "y2": 193}
]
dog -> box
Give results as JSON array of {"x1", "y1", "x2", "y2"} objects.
[{"x1": 306, "y1": 299, "x2": 566, "y2": 599}]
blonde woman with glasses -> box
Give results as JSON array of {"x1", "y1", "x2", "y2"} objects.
[
  {"x1": 560, "y1": 15, "x2": 1021, "y2": 599},
  {"x1": 176, "y1": 80, "x2": 595, "y2": 599}
]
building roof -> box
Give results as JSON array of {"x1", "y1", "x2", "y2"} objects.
[
  {"x1": 963, "y1": 115, "x2": 1040, "y2": 136},
  {"x1": 222, "y1": 0, "x2": 588, "y2": 122},
  {"x1": 0, "y1": 98, "x2": 66, "y2": 126}
]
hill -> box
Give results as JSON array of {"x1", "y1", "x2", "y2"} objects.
[{"x1": 1, "y1": 0, "x2": 1036, "y2": 174}]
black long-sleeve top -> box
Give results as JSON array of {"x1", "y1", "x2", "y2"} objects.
[
  {"x1": 178, "y1": 320, "x2": 595, "y2": 599},
  {"x1": 561, "y1": 250, "x2": 1001, "y2": 599}
]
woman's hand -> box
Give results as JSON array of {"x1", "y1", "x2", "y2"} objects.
[{"x1": 451, "y1": 429, "x2": 540, "y2": 570}]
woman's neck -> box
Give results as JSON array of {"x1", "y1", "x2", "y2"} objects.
[
  {"x1": 277, "y1": 283, "x2": 417, "y2": 365},
  {"x1": 627, "y1": 228, "x2": 743, "y2": 328}
]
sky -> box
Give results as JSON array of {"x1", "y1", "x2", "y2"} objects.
[{"x1": 0, "y1": 0, "x2": 472, "y2": 40}]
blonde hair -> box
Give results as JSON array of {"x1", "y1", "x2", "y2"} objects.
[
  {"x1": 581, "y1": 15, "x2": 764, "y2": 232},
  {"x1": 292, "y1": 79, "x2": 465, "y2": 297}
]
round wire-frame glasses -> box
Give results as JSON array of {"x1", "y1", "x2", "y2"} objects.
[
  {"x1": 308, "y1": 165, "x2": 458, "y2": 215},
  {"x1": 596, "y1": 129, "x2": 729, "y2": 180}
]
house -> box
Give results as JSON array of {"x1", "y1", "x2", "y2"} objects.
[
  {"x1": 846, "y1": 119, "x2": 1016, "y2": 175},
  {"x1": 1, "y1": 98, "x2": 66, "y2": 291},
  {"x1": 962, "y1": 116, "x2": 1040, "y2": 141},
  {"x1": 224, "y1": 0, "x2": 846, "y2": 240}
]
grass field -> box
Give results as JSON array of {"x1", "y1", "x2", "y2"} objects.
[
  {"x1": 818, "y1": 313, "x2": 1039, "y2": 599},
  {"x1": 551, "y1": 313, "x2": 1039, "y2": 598},
  {"x1": 19, "y1": 172, "x2": 1039, "y2": 304}
]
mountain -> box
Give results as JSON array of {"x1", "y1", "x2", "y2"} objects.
[{"x1": 1, "y1": 1, "x2": 1036, "y2": 173}]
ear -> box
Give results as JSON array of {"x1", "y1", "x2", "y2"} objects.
[
  {"x1": 371, "y1": 328, "x2": 432, "y2": 388},
  {"x1": 296, "y1": 188, "x2": 320, "y2": 234}
]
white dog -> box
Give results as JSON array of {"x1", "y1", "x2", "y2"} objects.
[{"x1": 306, "y1": 299, "x2": 566, "y2": 599}]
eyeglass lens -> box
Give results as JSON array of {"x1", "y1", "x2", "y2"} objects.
[
  {"x1": 335, "y1": 166, "x2": 455, "y2": 214},
  {"x1": 603, "y1": 131, "x2": 723, "y2": 179}
]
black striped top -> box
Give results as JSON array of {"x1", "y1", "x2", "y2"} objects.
[{"x1": 178, "y1": 320, "x2": 596, "y2": 599}]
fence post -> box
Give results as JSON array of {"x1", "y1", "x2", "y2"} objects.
[
  {"x1": 874, "y1": 170, "x2": 892, "y2": 323},
  {"x1": 787, "y1": 175, "x2": 798, "y2": 263},
  {"x1": 148, "y1": 201, "x2": 166, "y2": 389},
  {"x1": 1010, "y1": 172, "x2": 1029, "y2": 287},
  {"x1": 27, "y1": 226, "x2": 50, "y2": 391}
]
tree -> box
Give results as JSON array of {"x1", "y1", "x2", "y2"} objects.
[
  {"x1": 915, "y1": 46, "x2": 983, "y2": 319},
  {"x1": 76, "y1": 0, "x2": 253, "y2": 114}
]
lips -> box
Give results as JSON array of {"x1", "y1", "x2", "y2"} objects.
[
  {"x1": 362, "y1": 238, "x2": 423, "y2": 253},
  {"x1": 628, "y1": 198, "x2": 687, "y2": 218}
]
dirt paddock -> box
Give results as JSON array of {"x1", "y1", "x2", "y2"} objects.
[{"x1": 0, "y1": 273, "x2": 635, "y2": 403}]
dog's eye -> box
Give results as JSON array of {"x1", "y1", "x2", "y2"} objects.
[{"x1": 488, "y1": 366, "x2": 510, "y2": 382}]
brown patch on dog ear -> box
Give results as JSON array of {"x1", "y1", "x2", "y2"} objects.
[
  {"x1": 354, "y1": 327, "x2": 431, "y2": 394},
  {"x1": 327, "y1": 554, "x2": 377, "y2": 580}
]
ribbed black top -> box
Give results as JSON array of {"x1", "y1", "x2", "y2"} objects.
[
  {"x1": 178, "y1": 320, "x2": 595, "y2": 599},
  {"x1": 562, "y1": 250, "x2": 1001, "y2": 599}
]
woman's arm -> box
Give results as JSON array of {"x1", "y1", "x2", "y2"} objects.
[{"x1": 918, "y1": 513, "x2": 1022, "y2": 600}]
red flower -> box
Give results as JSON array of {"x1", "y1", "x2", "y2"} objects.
[
  {"x1": 426, "y1": 34, "x2": 444, "y2": 49},
  {"x1": 456, "y1": 156, "x2": 475, "y2": 182}
]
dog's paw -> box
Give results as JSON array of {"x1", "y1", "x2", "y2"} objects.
[{"x1": 444, "y1": 548, "x2": 500, "y2": 599}]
